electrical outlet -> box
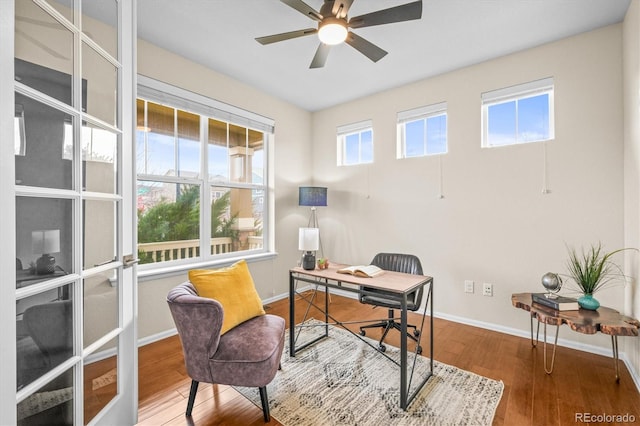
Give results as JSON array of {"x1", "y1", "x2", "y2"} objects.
[
  {"x1": 483, "y1": 283, "x2": 493, "y2": 297},
  {"x1": 464, "y1": 280, "x2": 474, "y2": 293}
]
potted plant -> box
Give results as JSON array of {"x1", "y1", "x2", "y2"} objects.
[
  {"x1": 317, "y1": 258, "x2": 329, "y2": 270},
  {"x1": 563, "y1": 243, "x2": 636, "y2": 310}
]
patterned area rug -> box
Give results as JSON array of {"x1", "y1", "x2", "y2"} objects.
[{"x1": 236, "y1": 320, "x2": 503, "y2": 425}]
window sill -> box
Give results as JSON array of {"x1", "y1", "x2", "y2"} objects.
[{"x1": 136, "y1": 251, "x2": 278, "y2": 282}]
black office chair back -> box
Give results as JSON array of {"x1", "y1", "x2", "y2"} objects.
[
  {"x1": 371, "y1": 253, "x2": 423, "y2": 276},
  {"x1": 359, "y1": 253, "x2": 424, "y2": 311}
]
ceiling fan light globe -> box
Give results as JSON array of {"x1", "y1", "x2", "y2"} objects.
[{"x1": 318, "y1": 18, "x2": 348, "y2": 45}]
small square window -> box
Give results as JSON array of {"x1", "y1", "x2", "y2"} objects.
[
  {"x1": 397, "y1": 102, "x2": 447, "y2": 159},
  {"x1": 337, "y1": 120, "x2": 373, "y2": 166},
  {"x1": 482, "y1": 78, "x2": 554, "y2": 147}
]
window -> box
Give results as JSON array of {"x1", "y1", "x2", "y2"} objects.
[
  {"x1": 397, "y1": 102, "x2": 447, "y2": 158},
  {"x1": 337, "y1": 120, "x2": 373, "y2": 165},
  {"x1": 136, "y1": 77, "x2": 274, "y2": 269},
  {"x1": 482, "y1": 77, "x2": 554, "y2": 147}
]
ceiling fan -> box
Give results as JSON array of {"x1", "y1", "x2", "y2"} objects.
[{"x1": 256, "y1": 0, "x2": 423, "y2": 68}]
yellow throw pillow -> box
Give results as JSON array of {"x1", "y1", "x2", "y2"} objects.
[{"x1": 189, "y1": 260, "x2": 265, "y2": 335}]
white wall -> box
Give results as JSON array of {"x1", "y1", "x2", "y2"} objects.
[
  {"x1": 311, "y1": 24, "x2": 626, "y2": 350},
  {"x1": 623, "y1": 0, "x2": 640, "y2": 381},
  {"x1": 136, "y1": 40, "x2": 313, "y2": 338}
]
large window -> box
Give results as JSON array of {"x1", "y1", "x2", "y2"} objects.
[
  {"x1": 337, "y1": 120, "x2": 373, "y2": 166},
  {"x1": 397, "y1": 102, "x2": 447, "y2": 158},
  {"x1": 482, "y1": 77, "x2": 554, "y2": 147},
  {"x1": 136, "y1": 77, "x2": 273, "y2": 269}
]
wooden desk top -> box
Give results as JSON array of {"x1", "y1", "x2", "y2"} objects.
[
  {"x1": 512, "y1": 292, "x2": 640, "y2": 337},
  {"x1": 291, "y1": 263, "x2": 433, "y2": 295}
]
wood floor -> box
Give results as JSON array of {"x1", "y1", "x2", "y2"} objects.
[{"x1": 136, "y1": 292, "x2": 640, "y2": 425}]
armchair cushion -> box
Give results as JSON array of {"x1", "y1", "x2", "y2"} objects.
[{"x1": 189, "y1": 260, "x2": 265, "y2": 335}]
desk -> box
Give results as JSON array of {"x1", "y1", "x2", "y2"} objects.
[
  {"x1": 16, "y1": 267, "x2": 66, "y2": 288},
  {"x1": 289, "y1": 264, "x2": 434, "y2": 410},
  {"x1": 512, "y1": 292, "x2": 640, "y2": 381}
]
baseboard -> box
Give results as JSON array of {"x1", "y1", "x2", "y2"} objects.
[
  {"x1": 428, "y1": 311, "x2": 640, "y2": 394},
  {"x1": 138, "y1": 328, "x2": 177, "y2": 348},
  {"x1": 139, "y1": 287, "x2": 640, "y2": 393}
]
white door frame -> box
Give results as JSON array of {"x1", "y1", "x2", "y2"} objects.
[{"x1": 0, "y1": 0, "x2": 19, "y2": 423}]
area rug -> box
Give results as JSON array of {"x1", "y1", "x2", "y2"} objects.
[{"x1": 236, "y1": 320, "x2": 504, "y2": 425}]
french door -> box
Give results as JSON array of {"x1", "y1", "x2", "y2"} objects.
[{"x1": 1, "y1": 1, "x2": 137, "y2": 424}]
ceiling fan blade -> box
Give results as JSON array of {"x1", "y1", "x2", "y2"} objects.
[
  {"x1": 255, "y1": 28, "x2": 317, "y2": 45},
  {"x1": 348, "y1": 0, "x2": 422, "y2": 29},
  {"x1": 280, "y1": 0, "x2": 323, "y2": 22},
  {"x1": 332, "y1": 0, "x2": 355, "y2": 19},
  {"x1": 345, "y1": 32, "x2": 387, "y2": 63},
  {"x1": 310, "y1": 43, "x2": 331, "y2": 68}
]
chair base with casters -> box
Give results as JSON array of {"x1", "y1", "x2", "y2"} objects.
[
  {"x1": 358, "y1": 253, "x2": 425, "y2": 355},
  {"x1": 359, "y1": 308, "x2": 422, "y2": 354},
  {"x1": 167, "y1": 282, "x2": 285, "y2": 423}
]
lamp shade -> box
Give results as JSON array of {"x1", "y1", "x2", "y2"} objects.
[
  {"x1": 32, "y1": 229, "x2": 60, "y2": 254},
  {"x1": 299, "y1": 186, "x2": 327, "y2": 207},
  {"x1": 298, "y1": 227, "x2": 320, "y2": 251}
]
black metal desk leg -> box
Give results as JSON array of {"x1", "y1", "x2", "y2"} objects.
[
  {"x1": 289, "y1": 271, "x2": 296, "y2": 357},
  {"x1": 429, "y1": 281, "x2": 434, "y2": 373},
  {"x1": 400, "y1": 293, "x2": 408, "y2": 410},
  {"x1": 325, "y1": 281, "x2": 329, "y2": 335}
]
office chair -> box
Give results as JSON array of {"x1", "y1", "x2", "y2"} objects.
[{"x1": 359, "y1": 253, "x2": 424, "y2": 354}]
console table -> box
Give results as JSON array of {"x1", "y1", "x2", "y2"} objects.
[{"x1": 512, "y1": 292, "x2": 640, "y2": 381}]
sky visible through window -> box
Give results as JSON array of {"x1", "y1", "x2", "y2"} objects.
[
  {"x1": 405, "y1": 114, "x2": 447, "y2": 157},
  {"x1": 344, "y1": 129, "x2": 373, "y2": 164},
  {"x1": 138, "y1": 131, "x2": 265, "y2": 182},
  {"x1": 487, "y1": 93, "x2": 550, "y2": 146}
]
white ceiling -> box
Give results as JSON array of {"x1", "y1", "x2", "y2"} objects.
[{"x1": 136, "y1": 0, "x2": 631, "y2": 112}]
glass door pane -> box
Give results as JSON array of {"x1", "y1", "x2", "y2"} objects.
[
  {"x1": 83, "y1": 337, "x2": 118, "y2": 424},
  {"x1": 14, "y1": 2, "x2": 73, "y2": 103},
  {"x1": 83, "y1": 200, "x2": 116, "y2": 270},
  {"x1": 16, "y1": 284, "x2": 73, "y2": 392},
  {"x1": 14, "y1": 93, "x2": 74, "y2": 190},
  {"x1": 17, "y1": 368, "x2": 74, "y2": 425},
  {"x1": 81, "y1": 42, "x2": 117, "y2": 126},
  {"x1": 83, "y1": 271, "x2": 118, "y2": 349},
  {"x1": 15, "y1": 197, "x2": 73, "y2": 283},
  {"x1": 81, "y1": 0, "x2": 118, "y2": 59}
]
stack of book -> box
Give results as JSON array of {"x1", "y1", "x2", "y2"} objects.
[{"x1": 532, "y1": 293, "x2": 579, "y2": 311}]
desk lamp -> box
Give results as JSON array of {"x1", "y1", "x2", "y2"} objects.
[
  {"x1": 32, "y1": 229, "x2": 60, "y2": 275},
  {"x1": 298, "y1": 227, "x2": 320, "y2": 270}
]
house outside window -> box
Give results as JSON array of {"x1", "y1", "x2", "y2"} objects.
[
  {"x1": 482, "y1": 77, "x2": 554, "y2": 147},
  {"x1": 337, "y1": 119, "x2": 373, "y2": 165},
  {"x1": 136, "y1": 77, "x2": 273, "y2": 269},
  {"x1": 397, "y1": 102, "x2": 447, "y2": 158}
]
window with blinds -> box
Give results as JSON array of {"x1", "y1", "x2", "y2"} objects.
[
  {"x1": 136, "y1": 76, "x2": 274, "y2": 269},
  {"x1": 397, "y1": 102, "x2": 447, "y2": 158},
  {"x1": 481, "y1": 77, "x2": 554, "y2": 147},
  {"x1": 336, "y1": 119, "x2": 373, "y2": 166}
]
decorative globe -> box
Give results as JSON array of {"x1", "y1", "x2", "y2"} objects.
[{"x1": 541, "y1": 272, "x2": 562, "y2": 297}]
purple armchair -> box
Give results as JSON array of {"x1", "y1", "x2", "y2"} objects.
[{"x1": 167, "y1": 282, "x2": 285, "y2": 422}]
